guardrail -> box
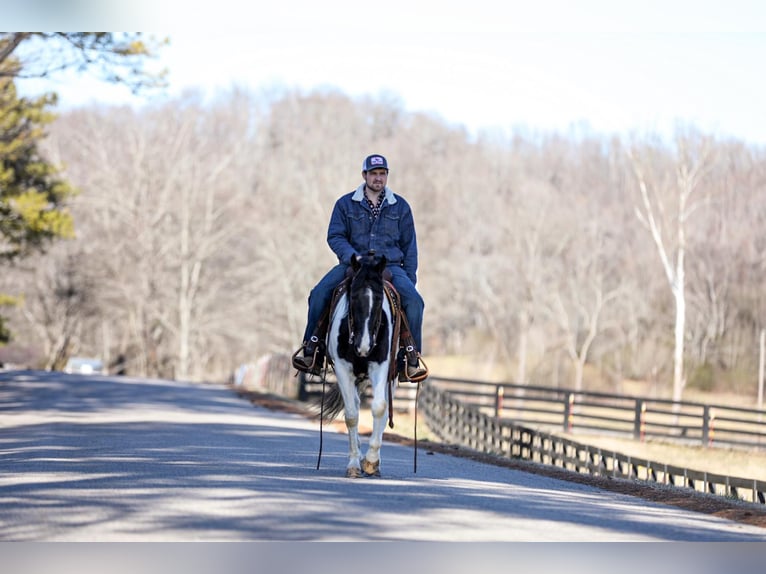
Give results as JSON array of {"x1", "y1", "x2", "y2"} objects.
[
  {"x1": 427, "y1": 376, "x2": 766, "y2": 451},
  {"x1": 419, "y1": 382, "x2": 766, "y2": 506}
]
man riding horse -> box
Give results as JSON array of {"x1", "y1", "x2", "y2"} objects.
[{"x1": 292, "y1": 154, "x2": 428, "y2": 382}]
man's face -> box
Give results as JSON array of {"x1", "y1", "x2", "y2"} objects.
[{"x1": 364, "y1": 168, "x2": 388, "y2": 192}]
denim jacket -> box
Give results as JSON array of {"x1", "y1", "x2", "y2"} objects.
[{"x1": 327, "y1": 183, "x2": 419, "y2": 284}]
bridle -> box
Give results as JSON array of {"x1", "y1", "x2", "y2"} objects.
[
  {"x1": 315, "y1": 251, "x2": 421, "y2": 475},
  {"x1": 347, "y1": 273, "x2": 384, "y2": 350}
]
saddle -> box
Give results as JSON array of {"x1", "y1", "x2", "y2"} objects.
[{"x1": 292, "y1": 270, "x2": 428, "y2": 383}]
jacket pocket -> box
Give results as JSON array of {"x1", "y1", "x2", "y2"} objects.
[
  {"x1": 381, "y1": 212, "x2": 400, "y2": 236},
  {"x1": 349, "y1": 212, "x2": 369, "y2": 237}
]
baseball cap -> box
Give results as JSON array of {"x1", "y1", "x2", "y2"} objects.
[{"x1": 362, "y1": 154, "x2": 388, "y2": 172}]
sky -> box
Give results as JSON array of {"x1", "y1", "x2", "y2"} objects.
[{"x1": 7, "y1": 0, "x2": 766, "y2": 145}]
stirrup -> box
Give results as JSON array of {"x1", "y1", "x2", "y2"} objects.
[
  {"x1": 291, "y1": 338, "x2": 323, "y2": 375},
  {"x1": 398, "y1": 349, "x2": 429, "y2": 383}
]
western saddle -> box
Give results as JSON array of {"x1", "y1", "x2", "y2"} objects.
[{"x1": 291, "y1": 271, "x2": 428, "y2": 383}]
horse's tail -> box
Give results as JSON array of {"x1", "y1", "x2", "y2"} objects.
[
  {"x1": 317, "y1": 384, "x2": 345, "y2": 421},
  {"x1": 315, "y1": 378, "x2": 371, "y2": 422}
]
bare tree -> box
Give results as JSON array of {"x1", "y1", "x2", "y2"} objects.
[
  {"x1": 627, "y1": 130, "x2": 717, "y2": 402},
  {"x1": 16, "y1": 247, "x2": 98, "y2": 370},
  {"x1": 1, "y1": 33, "x2": 166, "y2": 93},
  {"x1": 6, "y1": 86, "x2": 766, "y2": 399},
  {"x1": 42, "y1": 92, "x2": 260, "y2": 380}
]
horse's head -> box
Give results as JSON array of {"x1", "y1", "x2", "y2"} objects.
[{"x1": 347, "y1": 252, "x2": 387, "y2": 357}]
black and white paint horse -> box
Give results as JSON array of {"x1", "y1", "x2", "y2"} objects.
[{"x1": 320, "y1": 252, "x2": 397, "y2": 478}]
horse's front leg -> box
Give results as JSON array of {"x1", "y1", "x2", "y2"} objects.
[
  {"x1": 361, "y1": 363, "x2": 391, "y2": 477},
  {"x1": 335, "y1": 365, "x2": 363, "y2": 478}
]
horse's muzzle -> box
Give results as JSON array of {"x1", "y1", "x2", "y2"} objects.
[
  {"x1": 354, "y1": 330, "x2": 374, "y2": 357},
  {"x1": 354, "y1": 343, "x2": 371, "y2": 358}
]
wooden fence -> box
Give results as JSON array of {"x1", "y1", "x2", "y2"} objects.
[
  {"x1": 419, "y1": 382, "x2": 766, "y2": 506},
  {"x1": 426, "y1": 376, "x2": 766, "y2": 451},
  {"x1": 289, "y1": 369, "x2": 766, "y2": 451}
]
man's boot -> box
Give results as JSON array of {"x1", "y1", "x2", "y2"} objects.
[
  {"x1": 292, "y1": 335, "x2": 325, "y2": 376},
  {"x1": 292, "y1": 305, "x2": 331, "y2": 376},
  {"x1": 398, "y1": 343, "x2": 428, "y2": 382},
  {"x1": 405, "y1": 345, "x2": 428, "y2": 381}
]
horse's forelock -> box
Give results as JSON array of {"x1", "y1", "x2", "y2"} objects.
[{"x1": 351, "y1": 259, "x2": 384, "y2": 292}]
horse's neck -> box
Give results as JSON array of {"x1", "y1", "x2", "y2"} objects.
[{"x1": 330, "y1": 292, "x2": 349, "y2": 323}]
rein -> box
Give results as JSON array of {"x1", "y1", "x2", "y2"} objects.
[
  {"x1": 315, "y1": 360, "x2": 331, "y2": 471},
  {"x1": 315, "y1": 253, "x2": 420, "y2": 474}
]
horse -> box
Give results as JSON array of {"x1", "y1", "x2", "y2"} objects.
[{"x1": 319, "y1": 252, "x2": 398, "y2": 478}]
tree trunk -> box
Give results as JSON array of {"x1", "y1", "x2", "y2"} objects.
[
  {"x1": 573, "y1": 357, "x2": 585, "y2": 394},
  {"x1": 672, "y1": 283, "x2": 686, "y2": 404},
  {"x1": 759, "y1": 328, "x2": 765, "y2": 411},
  {"x1": 516, "y1": 307, "x2": 529, "y2": 386}
]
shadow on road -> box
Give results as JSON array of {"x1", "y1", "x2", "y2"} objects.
[{"x1": 1, "y1": 369, "x2": 764, "y2": 542}]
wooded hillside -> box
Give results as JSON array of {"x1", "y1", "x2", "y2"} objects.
[{"x1": 2, "y1": 88, "x2": 765, "y2": 402}]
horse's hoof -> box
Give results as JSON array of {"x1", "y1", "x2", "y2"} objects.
[
  {"x1": 362, "y1": 459, "x2": 380, "y2": 477},
  {"x1": 346, "y1": 467, "x2": 363, "y2": 478}
]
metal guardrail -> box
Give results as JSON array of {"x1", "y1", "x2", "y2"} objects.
[
  {"x1": 419, "y1": 382, "x2": 766, "y2": 506},
  {"x1": 427, "y1": 376, "x2": 766, "y2": 451}
]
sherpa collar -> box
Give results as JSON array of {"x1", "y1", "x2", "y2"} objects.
[{"x1": 352, "y1": 183, "x2": 398, "y2": 205}]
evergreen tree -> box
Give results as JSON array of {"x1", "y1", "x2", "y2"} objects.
[
  {"x1": 0, "y1": 62, "x2": 75, "y2": 260},
  {"x1": 0, "y1": 33, "x2": 166, "y2": 345}
]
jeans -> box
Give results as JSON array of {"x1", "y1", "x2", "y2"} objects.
[{"x1": 302, "y1": 263, "x2": 425, "y2": 352}]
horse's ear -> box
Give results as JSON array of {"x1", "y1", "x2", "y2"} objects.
[
  {"x1": 351, "y1": 254, "x2": 361, "y2": 271},
  {"x1": 376, "y1": 255, "x2": 387, "y2": 272}
]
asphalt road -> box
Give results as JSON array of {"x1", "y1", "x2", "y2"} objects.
[{"x1": 2, "y1": 369, "x2": 766, "y2": 542}]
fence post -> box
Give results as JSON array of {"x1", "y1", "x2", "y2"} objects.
[
  {"x1": 495, "y1": 385, "x2": 503, "y2": 418},
  {"x1": 633, "y1": 400, "x2": 646, "y2": 440},
  {"x1": 702, "y1": 405, "x2": 709, "y2": 445},
  {"x1": 707, "y1": 407, "x2": 716, "y2": 447},
  {"x1": 563, "y1": 392, "x2": 574, "y2": 432}
]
